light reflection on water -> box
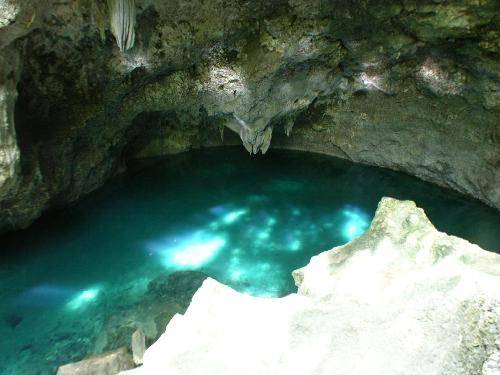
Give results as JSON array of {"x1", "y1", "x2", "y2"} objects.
[
  {"x1": 0, "y1": 147, "x2": 499, "y2": 374},
  {"x1": 341, "y1": 206, "x2": 370, "y2": 242},
  {"x1": 144, "y1": 201, "x2": 370, "y2": 297}
]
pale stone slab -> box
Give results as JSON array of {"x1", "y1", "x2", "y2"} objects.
[
  {"x1": 131, "y1": 329, "x2": 146, "y2": 365},
  {"x1": 57, "y1": 347, "x2": 135, "y2": 375}
]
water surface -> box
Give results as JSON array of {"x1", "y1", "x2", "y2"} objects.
[{"x1": 1, "y1": 148, "x2": 499, "y2": 374}]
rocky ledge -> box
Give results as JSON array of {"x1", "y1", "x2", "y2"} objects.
[{"x1": 124, "y1": 197, "x2": 500, "y2": 375}]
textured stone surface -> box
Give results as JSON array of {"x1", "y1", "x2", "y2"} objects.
[
  {"x1": 131, "y1": 329, "x2": 145, "y2": 365},
  {"x1": 0, "y1": 0, "x2": 499, "y2": 232},
  {"x1": 0, "y1": 48, "x2": 20, "y2": 200},
  {"x1": 57, "y1": 347, "x2": 135, "y2": 375},
  {"x1": 125, "y1": 198, "x2": 500, "y2": 375},
  {"x1": 93, "y1": 271, "x2": 208, "y2": 355}
]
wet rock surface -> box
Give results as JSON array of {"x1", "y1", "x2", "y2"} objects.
[
  {"x1": 127, "y1": 198, "x2": 500, "y2": 375},
  {"x1": 56, "y1": 347, "x2": 135, "y2": 375},
  {"x1": 22, "y1": 270, "x2": 208, "y2": 374},
  {"x1": 0, "y1": 0, "x2": 499, "y2": 231},
  {"x1": 94, "y1": 271, "x2": 208, "y2": 354}
]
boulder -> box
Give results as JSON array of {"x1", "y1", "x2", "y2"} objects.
[{"x1": 124, "y1": 198, "x2": 500, "y2": 375}]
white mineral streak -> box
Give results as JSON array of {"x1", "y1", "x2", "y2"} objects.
[
  {"x1": 125, "y1": 198, "x2": 500, "y2": 375},
  {"x1": 109, "y1": 0, "x2": 136, "y2": 52},
  {"x1": 0, "y1": 85, "x2": 20, "y2": 194}
]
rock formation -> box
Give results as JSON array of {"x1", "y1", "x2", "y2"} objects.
[
  {"x1": 125, "y1": 198, "x2": 500, "y2": 375},
  {"x1": 0, "y1": 0, "x2": 499, "y2": 232},
  {"x1": 57, "y1": 347, "x2": 135, "y2": 375},
  {"x1": 109, "y1": 0, "x2": 136, "y2": 52},
  {"x1": 131, "y1": 330, "x2": 146, "y2": 365}
]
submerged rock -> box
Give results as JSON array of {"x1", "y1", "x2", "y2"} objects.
[
  {"x1": 146, "y1": 271, "x2": 208, "y2": 307},
  {"x1": 3, "y1": 312, "x2": 22, "y2": 328},
  {"x1": 125, "y1": 198, "x2": 500, "y2": 375},
  {"x1": 93, "y1": 271, "x2": 208, "y2": 355},
  {"x1": 57, "y1": 347, "x2": 134, "y2": 375}
]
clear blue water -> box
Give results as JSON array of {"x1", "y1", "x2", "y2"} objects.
[{"x1": 1, "y1": 147, "x2": 499, "y2": 374}]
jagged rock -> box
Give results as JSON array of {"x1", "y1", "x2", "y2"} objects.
[
  {"x1": 57, "y1": 347, "x2": 135, "y2": 375},
  {"x1": 125, "y1": 198, "x2": 500, "y2": 375}
]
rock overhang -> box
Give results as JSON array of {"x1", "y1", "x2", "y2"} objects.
[{"x1": 0, "y1": 0, "x2": 499, "y2": 231}]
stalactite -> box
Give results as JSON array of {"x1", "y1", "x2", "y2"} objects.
[
  {"x1": 238, "y1": 122, "x2": 273, "y2": 155},
  {"x1": 218, "y1": 123, "x2": 225, "y2": 141},
  {"x1": 108, "y1": 0, "x2": 136, "y2": 52},
  {"x1": 284, "y1": 118, "x2": 294, "y2": 137},
  {"x1": 260, "y1": 127, "x2": 272, "y2": 154}
]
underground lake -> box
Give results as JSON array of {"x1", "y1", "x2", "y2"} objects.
[{"x1": 0, "y1": 147, "x2": 499, "y2": 374}]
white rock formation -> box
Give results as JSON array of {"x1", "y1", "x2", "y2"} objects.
[
  {"x1": 124, "y1": 197, "x2": 500, "y2": 375},
  {"x1": 131, "y1": 329, "x2": 146, "y2": 365},
  {"x1": 0, "y1": 49, "x2": 20, "y2": 203},
  {"x1": 109, "y1": 0, "x2": 136, "y2": 52}
]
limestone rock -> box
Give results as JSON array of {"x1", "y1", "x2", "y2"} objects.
[
  {"x1": 131, "y1": 329, "x2": 145, "y2": 365},
  {"x1": 108, "y1": 0, "x2": 136, "y2": 52},
  {"x1": 0, "y1": 1, "x2": 19, "y2": 28},
  {"x1": 238, "y1": 124, "x2": 273, "y2": 155},
  {"x1": 0, "y1": 0, "x2": 500, "y2": 232},
  {"x1": 94, "y1": 271, "x2": 208, "y2": 355},
  {"x1": 57, "y1": 347, "x2": 135, "y2": 375},
  {"x1": 146, "y1": 271, "x2": 208, "y2": 304},
  {"x1": 125, "y1": 198, "x2": 500, "y2": 375},
  {"x1": 0, "y1": 57, "x2": 19, "y2": 198}
]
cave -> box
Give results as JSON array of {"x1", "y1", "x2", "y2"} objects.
[{"x1": 0, "y1": 1, "x2": 499, "y2": 374}]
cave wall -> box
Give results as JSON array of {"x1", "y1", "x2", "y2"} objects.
[{"x1": 0, "y1": 0, "x2": 498, "y2": 232}]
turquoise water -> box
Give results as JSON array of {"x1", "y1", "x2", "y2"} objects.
[{"x1": 1, "y1": 148, "x2": 499, "y2": 374}]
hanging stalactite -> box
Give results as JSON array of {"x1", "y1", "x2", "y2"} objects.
[{"x1": 108, "y1": 0, "x2": 136, "y2": 52}]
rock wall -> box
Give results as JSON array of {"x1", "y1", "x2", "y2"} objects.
[
  {"x1": 0, "y1": 47, "x2": 20, "y2": 203},
  {"x1": 123, "y1": 198, "x2": 500, "y2": 375},
  {"x1": 0, "y1": 0, "x2": 499, "y2": 231}
]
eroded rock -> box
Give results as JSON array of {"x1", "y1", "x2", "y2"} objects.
[
  {"x1": 0, "y1": 66, "x2": 19, "y2": 197},
  {"x1": 57, "y1": 347, "x2": 134, "y2": 375},
  {"x1": 126, "y1": 198, "x2": 500, "y2": 375},
  {"x1": 0, "y1": 0, "x2": 499, "y2": 232},
  {"x1": 93, "y1": 271, "x2": 208, "y2": 355}
]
